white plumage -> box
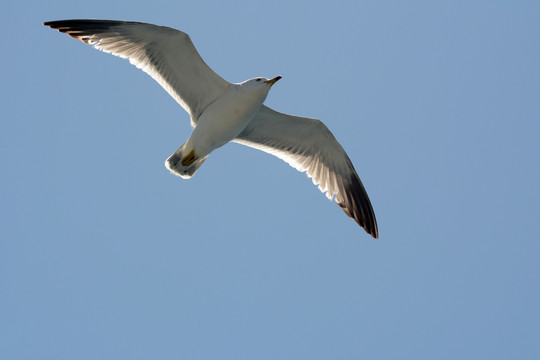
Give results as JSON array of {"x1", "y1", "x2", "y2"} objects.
[{"x1": 44, "y1": 19, "x2": 378, "y2": 238}]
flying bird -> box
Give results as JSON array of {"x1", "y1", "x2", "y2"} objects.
[{"x1": 44, "y1": 19, "x2": 378, "y2": 238}]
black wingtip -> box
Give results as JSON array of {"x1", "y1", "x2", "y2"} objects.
[
  {"x1": 43, "y1": 19, "x2": 127, "y2": 43},
  {"x1": 43, "y1": 20, "x2": 59, "y2": 29},
  {"x1": 337, "y1": 172, "x2": 378, "y2": 239}
]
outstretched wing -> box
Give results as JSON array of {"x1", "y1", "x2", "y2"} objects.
[
  {"x1": 44, "y1": 19, "x2": 230, "y2": 124},
  {"x1": 234, "y1": 106, "x2": 378, "y2": 238}
]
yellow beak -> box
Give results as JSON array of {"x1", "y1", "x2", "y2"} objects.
[{"x1": 265, "y1": 75, "x2": 282, "y2": 86}]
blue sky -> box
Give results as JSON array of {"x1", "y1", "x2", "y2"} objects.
[{"x1": 2, "y1": 1, "x2": 539, "y2": 359}]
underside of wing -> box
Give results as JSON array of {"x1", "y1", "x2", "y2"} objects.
[
  {"x1": 234, "y1": 106, "x2": 378, "y2": 238},
  {"x1": 44, "y1": 19, "x2": 230, "y2": 124}
]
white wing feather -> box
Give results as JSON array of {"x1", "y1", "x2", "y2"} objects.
[
  {"x1": 44, "y1": 19, "x2": 230, "y2": 125},
  {"x1": 234, "y1": 106, "x2": 378, "y2": 238}
]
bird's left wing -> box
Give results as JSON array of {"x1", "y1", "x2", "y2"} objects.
[
  {"x1": 233, "y1": 105, "x2": 378, "y2": 238},
  {"x1": 44, "y1": 19, "x2": 230, "y2": 124}
]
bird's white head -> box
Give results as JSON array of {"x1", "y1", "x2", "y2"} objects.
[
  {"x1": 235, "y1": 75, "x2": 282, "y2": 105},
  {"x1": 241, "y1": 75, "x2": 282, "y2": 90}
]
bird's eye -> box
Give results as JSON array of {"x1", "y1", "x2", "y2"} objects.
[{"x1": 256, "y1": 78, "x2": 261, "y2": 82}]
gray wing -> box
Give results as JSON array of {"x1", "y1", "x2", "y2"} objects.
[
  {"x1": 234, "y1": 106, "x2": 378, "y2": 238},
  {"x1": 44, "y1": 19, "x2": 230, "y2": 124}
]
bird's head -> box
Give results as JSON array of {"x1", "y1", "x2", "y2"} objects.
[
  {"x1": 237, "y1": 75, "x2": 282, "y2": 104},
  {"x1": 242, "y1": 75, "x2": 282, "y2": 89}
]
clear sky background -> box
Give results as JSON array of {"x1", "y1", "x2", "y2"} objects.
[{"x1": 2, "y1": 1, "x2": 539, "y2": 359}]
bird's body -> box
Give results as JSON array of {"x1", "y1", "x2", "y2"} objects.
[
  {"x1": 167, "y1": 77, "x2": 280, "y2": 178},
  {"x1": 44, "y1": 19, "x2": 379, "y2": 238}
]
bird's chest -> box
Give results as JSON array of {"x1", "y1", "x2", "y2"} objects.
[{"x1": 194, "y1": 88, "x2": 264, "y2": 149}]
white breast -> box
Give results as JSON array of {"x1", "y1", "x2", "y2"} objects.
[{"x1": 186, "y1": 84, "x2": 269, "y2": 157}]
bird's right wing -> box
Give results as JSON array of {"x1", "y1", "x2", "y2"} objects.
[
  {"x1": 44, "y1": 19, "x2": 230, "y2": 124},
  {"x1": 234, "y1": 106, "x2": 378, "y2": 238}
]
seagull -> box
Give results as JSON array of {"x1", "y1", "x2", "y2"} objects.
[{"x1": 44, "y1": 19, "x2": 378, "y2": 238}]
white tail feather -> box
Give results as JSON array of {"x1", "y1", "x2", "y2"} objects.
[{"x1": 165, "y1": 146, "x2": 207, "y2": 179}]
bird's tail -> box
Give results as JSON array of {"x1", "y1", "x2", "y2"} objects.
[{"x1": 165, "y1": 145, "x2": 207, "y2": 179}]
